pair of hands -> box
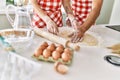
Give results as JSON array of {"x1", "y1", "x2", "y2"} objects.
[
  {"x1": 66, "y1": 19, "x2": 85, "y2": 43},
  {"x1": 46, "y1": 17, "x2": 85, "y2": 43}
]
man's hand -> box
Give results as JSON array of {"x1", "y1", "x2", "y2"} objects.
[
  {"x1": 71, "y1": 30, "x2": 84, "y2": 43},
  {"x1": 66, "y1": 18, "x2": 85, "y2": 43}
]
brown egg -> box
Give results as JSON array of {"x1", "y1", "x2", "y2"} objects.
[
  {"x1": 57, "y1": 44, "x2": 64, "y2": 49},
  {"x1": 39, "y1": 44, "x2": 47, "y2": 50},
  {"x1": 52, "y1": 51, "x2": 61, "y2": 60},
  {"x1": 42, "y1": 42, "x2": 48, "y2": 47},
  {"x1": 47, "y1": 43, "x2": 56, "y2": 52},
  {"x1": 56, "y1": 46, "x2": 64, "y2": 54},
  {"x1": 54, "y1": 62, "x2": 68, "y2": 74},
  {"x1": 51, "y1": 43, "x2": 56, "y2": 48},
  {"x1": 43, "y1": 49, "x2": 51, "y2": 59},
  {"x1": 34, "y1": 48, "x2": 43, "y2": 57},
  {"x1": 64, "y1": 48, "x2": 72, "y2": 55},
  {"x1": 61, "y1": 52, "x2": 71, "y2": 62}
]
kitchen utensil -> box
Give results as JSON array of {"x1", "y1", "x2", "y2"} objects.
[
  {"x1": 0, "y1": 28, "x2": 34, "y2": 51},
  {"x1": 0, "y1": 29, "x2": 34, "y2": 43},
  {"x1": 6, "y1": 4, "x2": 32, "y2": 29},
  {"x1": 33, "y1": 27, "x2": 80, "y2": 51}
]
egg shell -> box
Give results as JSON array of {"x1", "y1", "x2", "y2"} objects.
[
  {"x1": 43, "y1": 49, "x2": 52, "y2": 59},
  {"x1": 61, "y1": 52, "x2": 71, "y2": 62},
  {"x1": 34, "y1": 48, "x2": 43, "y2": 57},
  {"x1": 42, "y1": 42, "x2": 48, "y2": 47},
  {"x1": 57, "y1": 63, "x2": 68, "y2": 74},
  {"x1": 56, "y1": 46, "x2": 64, "y2": 54},
  {"x1": 47, "y1": 44, "x2": 56, "y2": 52},
  {"x1": 64, "y1": 48, "x2": 72, "y2": 55},
  {"x1": 57, "y1": 44, "x2": 64, "y2": 49},
  {"x1": 52, "y1": 51, "x2": 61, "y2": 60},
  {"x1": 54, "y1": 62, "x2": 68, "y2": 74},
  {"x1": 39, "y1": 44, "x2": 47, "y2": 50},
  {"x1": 51, "y1": 43, "x2": 56, "y2": 49}
]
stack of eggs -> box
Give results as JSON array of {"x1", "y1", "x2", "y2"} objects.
[{"x1": 34, "y1": 42, "x2": 73, "y2": 64}]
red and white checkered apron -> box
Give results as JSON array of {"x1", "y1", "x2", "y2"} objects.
[
  {"x1": 72, "y1": 0, "x2": 92, "y2": 25},
  {"x1": 32, "y1": 0, "x2": 63, "y2": 28}
]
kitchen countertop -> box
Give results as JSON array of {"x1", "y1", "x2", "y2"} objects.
[{"x1": 0, "y1": 25, "x2": 120, "y2": 80}]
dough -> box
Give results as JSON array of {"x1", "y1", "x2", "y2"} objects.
[
  {"x1": 107, "y1": 43, "x2": 120, "y2": 54},
  {"x1": 58, "y1": 27, "x2": 99, "y2": 46},
  {"x1": 82, "y1": 34, "x2": 98, "y2": 46},
  {"x1": 107, "y1": 43, "x2": 120, "y2": 50}
]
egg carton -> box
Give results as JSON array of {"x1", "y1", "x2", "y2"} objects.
[
  {"x1": 32, "y1": 42, "x2": 74, "y2": 65},
  {"x1": 32, "y1": 55, "x2": 73, "y2": 65},
  {"x1": 0, "y1": 51, "x2": 42, "y2": 80}
]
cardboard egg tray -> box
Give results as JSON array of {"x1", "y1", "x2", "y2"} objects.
[
  {"x1": 32, "y1": 42, "x2": 73, "y2": 65},
  {"x1": 33, "y1": 54, "x2": 73, "y2": 65}
]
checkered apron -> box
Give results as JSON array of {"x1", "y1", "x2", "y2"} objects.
[
  {"x1": 72, "y1": 0, "x2": 92, "y2": 25},
  {"x1": 32, "y1": 0, "x2": 63, "y2": 28}
]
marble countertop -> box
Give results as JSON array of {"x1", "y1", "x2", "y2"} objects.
[{"x1": 0, "y1": 25, "x2": 120, "y2": 80}]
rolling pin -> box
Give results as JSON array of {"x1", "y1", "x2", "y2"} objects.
[{"x1": 33, "y1": 27, "x2": 80, "y2": 51}]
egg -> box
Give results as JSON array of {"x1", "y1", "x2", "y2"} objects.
[
  {"x1": 64, "y1": 48, "x2": 72, "y2": 55},
  {"x1": 34, "y1": 48, "x2": 43, "y2": 57},
  {"x1": 56, "y1": 46, "x2": 64, "y2": 54},
  {"x1": 47, "y1": 43, "x2": 56, "y2": 52},
  {"x1": 51, "y1": 43, "x2": 56, "y2": 48},
  {"x1": 54, "y1": 62, "x2": 68, "y2": 74},
  {"x1": 57, "y1": 44, "x2": 64, "y2": 49},
  {"x1": 61, "y1": 52, "x2": 71, "y2": 62},
  {"x1": 39, "y1": 44, "x2": 47, "y2": 50},
  {"x1": 52, "y1": 51, "x2": 61, "y2": 60},
  {"x1": 42, "y1": 41, "x2": 48, "y2": 47},
  {"x1": 43, "y1": 49, "x2": 51, "y2": 58}
]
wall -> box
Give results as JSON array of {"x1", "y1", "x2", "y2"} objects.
[
  {"x1": 109, "y1": 0, "x2": 120, "y2": 25},
  {"x1": 0, "y1": 0, "x2": 116, "y2": 29},
  {"x1": 0, "y1": 14, "x2": 12, "y2": 29},
  {"x1": 96, "y1": 0, "x2": 114, "y2": 24}
]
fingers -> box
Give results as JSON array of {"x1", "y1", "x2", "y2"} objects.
[
  {"x1": 71, "y1": 32, "x2": 82, "y2": 43},
  {"x1": 68, "y1": 33, "x2": 74, "y2": 37},
  {"x1": 71, "y1": 36, "x2": 81, "y2": 43},
  {"x1": 47, "y1": 25, "x2": 59, "y2": 35}
]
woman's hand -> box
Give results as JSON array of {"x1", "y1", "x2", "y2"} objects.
[{"x1": 46, "y1": 19, "x2": 59, "y2": 35}]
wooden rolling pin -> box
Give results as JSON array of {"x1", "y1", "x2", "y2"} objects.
[{"x1": 33, "y1": 27, "x2": 80, "y2": 51}]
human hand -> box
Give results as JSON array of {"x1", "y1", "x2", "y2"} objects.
[
  {"x1": 70, "y1": 29, "x2": 85, "y2": 43},
  {"x1": 71, "y1": 19, "x2": 80, "y2": 30},
  {"x1": 46, "y1": 20, "x2": 59, "y2": 35}
]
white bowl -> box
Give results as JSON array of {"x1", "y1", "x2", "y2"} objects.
[{"x1": 0, "y1": 29, "x2": 34, "y2": 43}]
